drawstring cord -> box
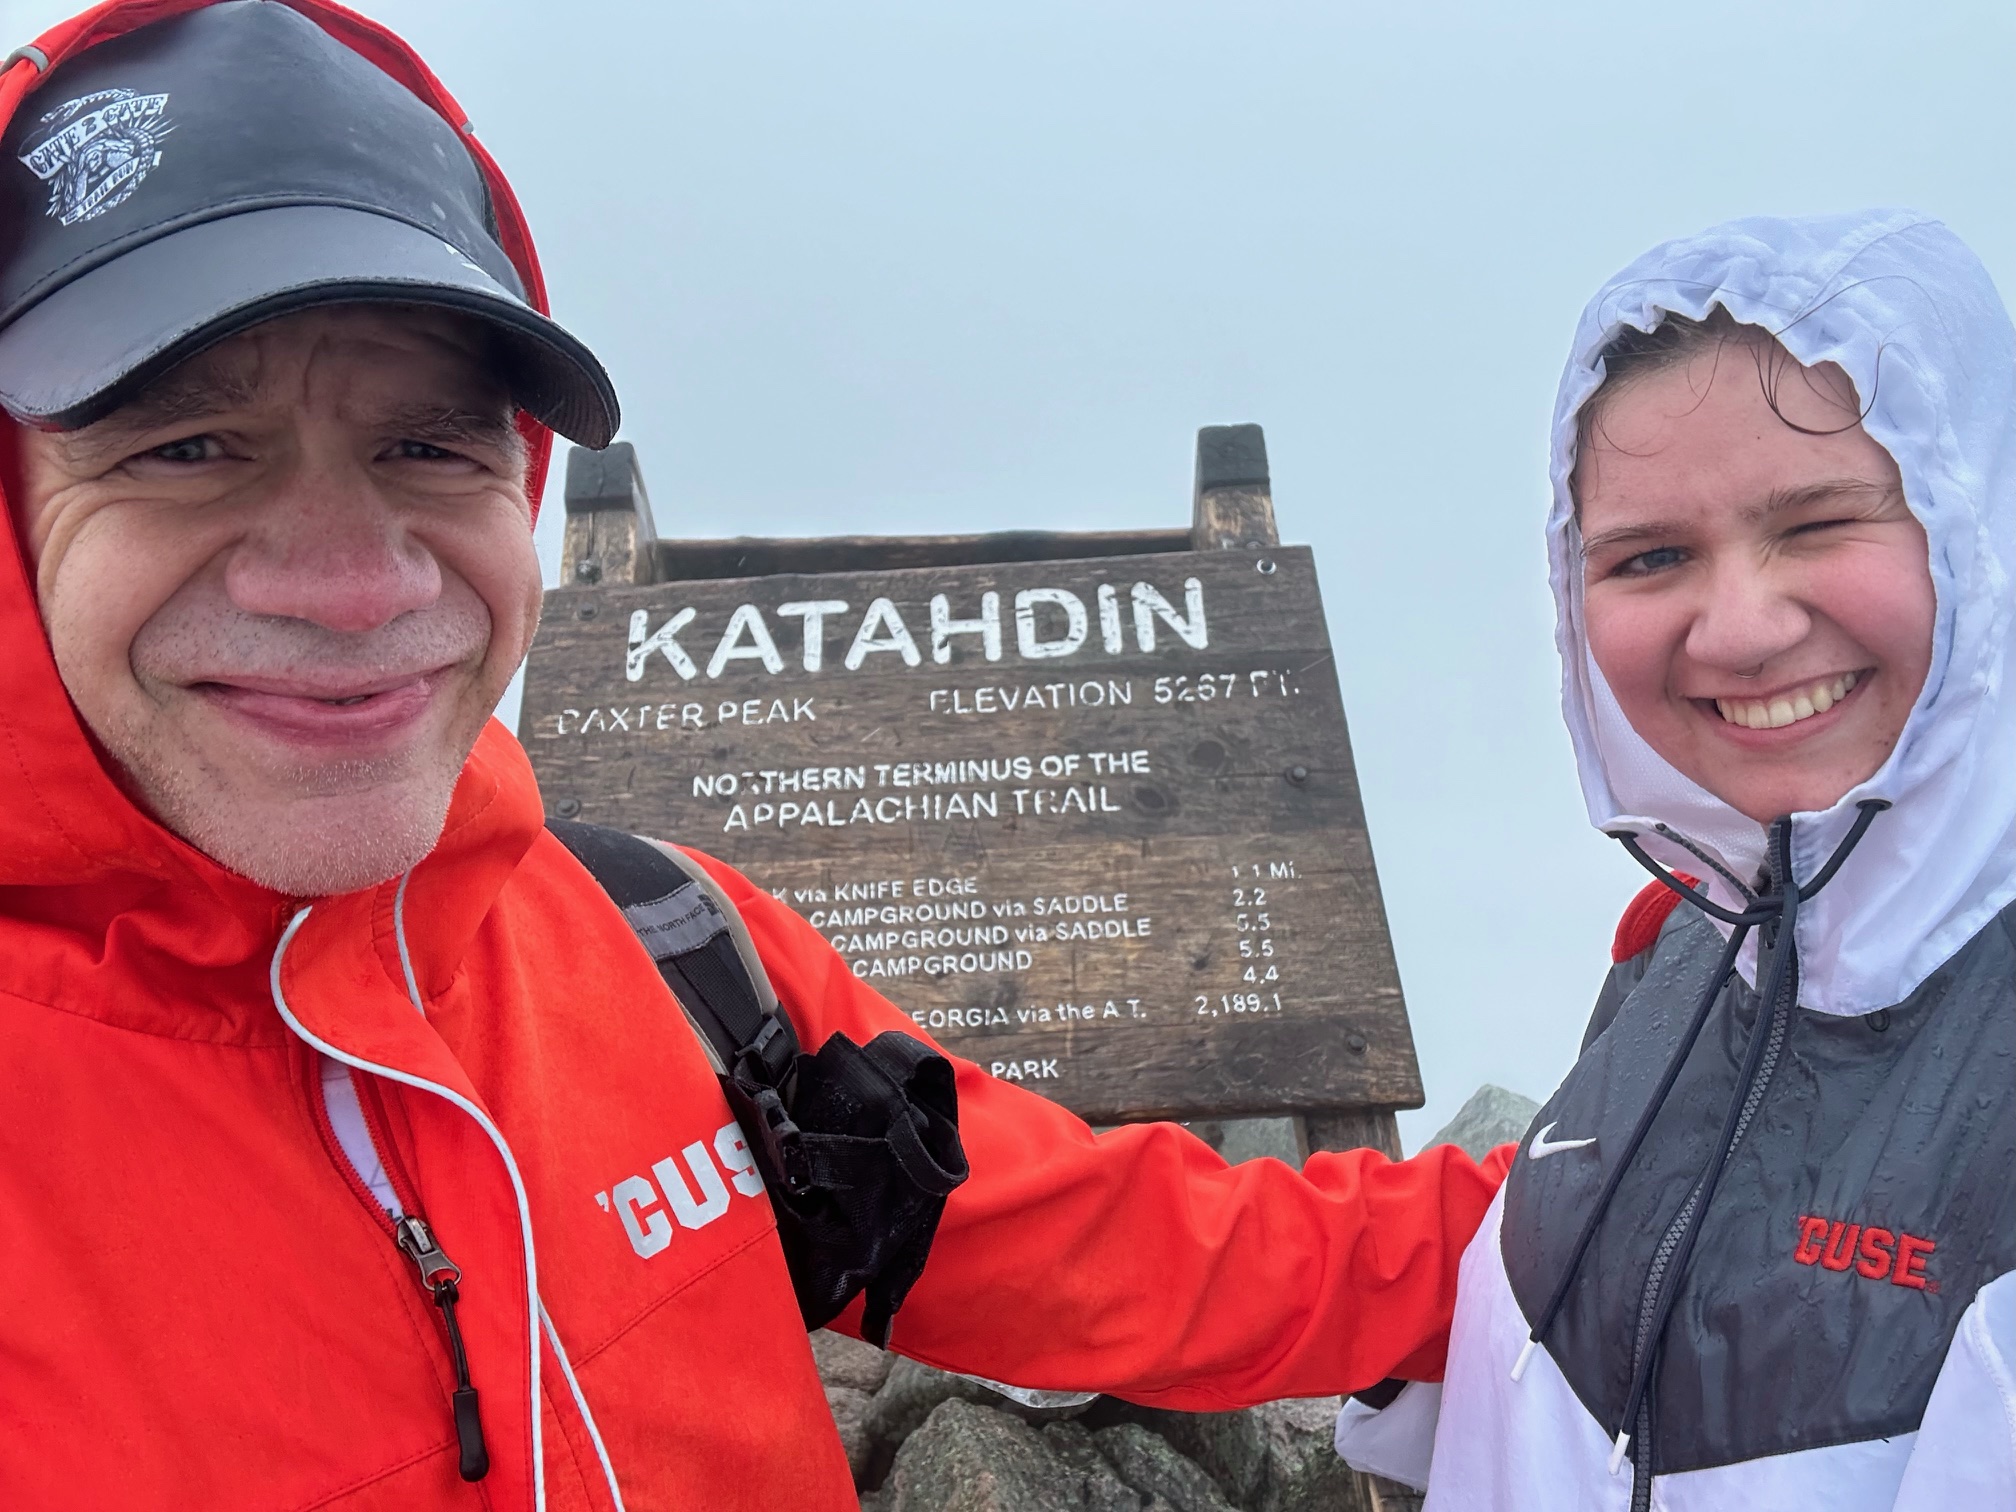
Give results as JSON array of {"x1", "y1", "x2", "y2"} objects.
[
  {"x1": 1509, "y1": 915, "x2": 1751, "y2": 1385},
  {"x1": 1508, "y1": 800, "x2": 1890, "y2": 1442}
]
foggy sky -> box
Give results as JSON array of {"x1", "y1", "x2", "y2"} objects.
[{"x1": 4, "y1": 0, "x2": 2009, "y2": 1146}]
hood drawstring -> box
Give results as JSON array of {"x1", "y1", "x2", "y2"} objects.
[{"x1": 1509, "y1": 800, "x2": 1889, "y2": 1481}]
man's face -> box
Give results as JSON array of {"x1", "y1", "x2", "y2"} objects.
[
  {"x1": 1576, "y1": 337, "x2": 1934, "y2": 825},
  {"x1": 8, "y1": 305, "x2": 543, "y2": 895}
]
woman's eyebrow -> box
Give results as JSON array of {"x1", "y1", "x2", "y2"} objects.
[
  {"x1": 1745, "y1": 478, "x2": 1898, "y2": 522},
  {"x1": 1580, "y1": 478, "x2": 1902, "y2": 557},
  {"x1": 1579, "y1": 520, "x2": 1686, "y2": 556}
]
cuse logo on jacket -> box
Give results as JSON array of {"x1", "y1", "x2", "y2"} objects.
[
  {"x1": 1794, "y1": 1214, "x2": 1938, "y2": 1293},
  {"x1": 597, "y1": 1121, "x2": 767, "y2": 1258}
]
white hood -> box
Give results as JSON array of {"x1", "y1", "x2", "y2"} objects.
[{"x1": 1548, "y1": 209, "x2": 2016, "y2": 1015}]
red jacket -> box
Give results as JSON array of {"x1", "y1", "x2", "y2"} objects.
[{"x1": 0, "y1": 5, "x2": 1510, "y2": 1508}]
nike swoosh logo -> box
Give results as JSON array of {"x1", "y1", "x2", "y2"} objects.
[{"x1": 1528, "y1": 1122, "x2": 1597, "y2": 1161}]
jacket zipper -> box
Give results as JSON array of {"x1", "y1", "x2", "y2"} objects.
[
  {"x1": 396, "y1": 1214, "x2": 492, "y2": 1482},
  {"x1": 1624, "y1": 920, "x2": 1795, "y2": 1510},
  {"x1": 314, "y1": 1056, "x2": 492, "y2": 1484}
]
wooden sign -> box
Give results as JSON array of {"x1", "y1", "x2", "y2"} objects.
[{"x1": 520, "y1": 428, "x2": 1422, "y2": 1132}]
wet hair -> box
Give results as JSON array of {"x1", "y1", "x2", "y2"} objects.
[{"x1": 1575, "y1": 305, "x2": 1869, "y2": 496}]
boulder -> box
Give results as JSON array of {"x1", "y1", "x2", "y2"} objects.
[
  {"x1": 862, "y1": 1357, "x2": 1006, "y2": 1486},
  {"x1": 1042, "y1": 1421, "x2": 1168, "y2": 1509},
  {"x1": 812, "y1": 1328, "x2": 894, "y2": 1394},
  {"x1": 1080, "y1": 1401, "x2": 1268, "y2": 1504},
  {"x1": 825, "y1": 1384, "x2": 875, "y2": 1485},
  {"x1": 862, "y1": 1354, "x2": 1089, "y2": 1487},
  {"x1": 1094, "y1": 1423, "x2": 1239, "y2": 1512},
  {"x1": 1251, "y1": 1397, "x2": 1372, "y2": 1512},
  {"x1": 1425, "y1": 1084, "x2": 1540, "y2": 1161},
  {"x1": 878, "y1": 1399, "x2": 1147, "y2": 1512}
]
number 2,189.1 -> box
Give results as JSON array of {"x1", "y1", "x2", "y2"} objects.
[{"x1": 1194, "y1": 992, "x2": 1284, "y2": 1017}]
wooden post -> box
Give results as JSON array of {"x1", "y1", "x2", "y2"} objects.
[
  {"x1": 561, "y1": 441, "x2": 658, "y2": 587},
  {"x1": 1304, "y1": 1108, "x2": 1403, "y2": 1161},
  {"x1": 1189, "y1": 425, "x2": 1406, "y2": 1167},
  {"x1": 1191, "y1": 423, "x2": 1278, "y2": 551}
]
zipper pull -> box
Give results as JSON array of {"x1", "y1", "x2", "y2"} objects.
[{"x1": 395, "y1": 1215, "x2": 490, "y2": 1482}]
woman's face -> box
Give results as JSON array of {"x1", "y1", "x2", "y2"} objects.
[{"x1": 1575, "y1": 336, "x2": 1935, "y2": 825}]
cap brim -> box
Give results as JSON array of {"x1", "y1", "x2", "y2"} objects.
[{"x1": 0, "y1": 204, "x2": 619, "y2": 447}]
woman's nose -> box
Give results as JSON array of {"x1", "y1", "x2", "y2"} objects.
[
  {"x1": 1684, "y1": 560, "x2": 1813, "y2": 675},
  {"x1": 222, "y1": 462, "x2": 441, "y2": 633}
]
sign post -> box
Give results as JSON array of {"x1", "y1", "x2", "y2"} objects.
[{"x1": 521, "y1": 426, "x2": 1420, "y2": 1155}]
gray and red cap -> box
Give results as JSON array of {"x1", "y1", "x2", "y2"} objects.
[{"x1": 0, "y1": 0, "x2": 617, "y2": 445}]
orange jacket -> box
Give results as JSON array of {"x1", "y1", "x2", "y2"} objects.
[{"x1": 0, "y1": 5, "x2": 1510, "y2": 1508}]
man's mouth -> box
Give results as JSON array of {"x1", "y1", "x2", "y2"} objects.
[
  {"x1": 1712, "y1": 671, "x2": 1864, "y2": 731},
  {"x1": 189, "y1": 671, "x2": 453, "y2": 743}
]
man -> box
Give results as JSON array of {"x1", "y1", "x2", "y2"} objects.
[{"x1": 0, "y1": 4, "x2": 1508, "y2": 1507}]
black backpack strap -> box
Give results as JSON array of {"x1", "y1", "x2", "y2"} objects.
[
  {"x1": 549, "y1": 819, "x2": 811, "y2": 1193},
  {"x1": 549, "y1": 819, "x2": 970, "y2": 1344}
]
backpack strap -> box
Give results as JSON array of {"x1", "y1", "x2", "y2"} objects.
[
  {"x1": 547, "y1": 819, "x2": 810, "y2": 1193},
  {"x1": 549, "y1": 819, "x2": 971, "y2": 1344}
]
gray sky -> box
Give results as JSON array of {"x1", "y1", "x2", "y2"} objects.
[{"x1": 5, "y1": 0, "x2": 2010, "y2": 1147}]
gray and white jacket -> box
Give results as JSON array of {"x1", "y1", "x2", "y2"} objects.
[{"x1": 1340, "y1": 211, "x2": 2016, "y2": 1508}]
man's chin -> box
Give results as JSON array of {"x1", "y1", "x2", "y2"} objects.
[{"x1": 159, "y1": 782, "x2": 456, "y2": 897}]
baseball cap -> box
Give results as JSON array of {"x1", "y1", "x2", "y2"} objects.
[{"x1": 0, "y1": 0, "x2": 618, "y2": 446}]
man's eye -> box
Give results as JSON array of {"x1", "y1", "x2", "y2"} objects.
[
  {"x1": 391, "y1": 439, "x2": 458, "y2": 461},
  {"x1": 144, "y1": 435, "x2": 220, "y2": 464},
  {"x1": 1616, "y1": 546, "x2": 1687, "y2": 577}
]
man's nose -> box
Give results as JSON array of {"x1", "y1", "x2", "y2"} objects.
[
  {"x1": 1684, "y1": 560, "x2": 1812, "y2": 674},
  {"x1": 222, "y1": 463, "x2": 441, "y2": 632}
]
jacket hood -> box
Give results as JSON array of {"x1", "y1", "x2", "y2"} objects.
[
  {"x1": 1548, "y1": 209, "x2": 2016, "y2": 1014},
  {"x1": 0, "y1": 0, "x2": 554, "y2": 974}
]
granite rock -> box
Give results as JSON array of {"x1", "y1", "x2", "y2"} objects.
[
  {"x1": 813, "y1": 1328, "x2": 895, "y2": 1394},
  {"x1": 1426, "y1": 1083, "x2": 1540, "y2": 1161},
  {"x1": 878, "y1": 1399, "x2": 1149, "y2": 1512},
  {"x1": 862, "y1": 1354, "x2": 1090, "y2": 1488},
  {"x1": 1094, "y1": 1422, "x2": 1239, "y2": 1512},
  {"x1": 1252, "y1": 1397, "x2": 1372, "y2": 1512},
  {"x1": 825, "y1": 1384, "x2": 875, "y2": 1484}
]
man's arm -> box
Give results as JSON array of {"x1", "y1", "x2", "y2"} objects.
[{"x1": 689, "y1": 849, "x2": 1511, "y2": 1410}]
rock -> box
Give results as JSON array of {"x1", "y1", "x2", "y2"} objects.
[
  {"x1": 1252, "y1": 1397, "x2": 1372, "y2": 1512},
  {"x1": 1042, "y1": 1422, "x2": 1167, "y2": 1510},
  {"x1": 825, "y1": 1384, "x2": 874, "y2": 1484},
  {"x1": 1426, "y1": 1084, "x2": 1540, "y2": 1160},
  {"x1": 879, "y1": 1399, "x2": 1145, "y2": 1512},
  {"x1": 862, "y1": 1354, "x2": 1089, "y2": 1488},
  {"x1": 1366, "y1": 1480, "x2": 1425, "y2": 1512},
  {"x1": 812, "y1": 1328, "x2": 894, "y2": 1394},
  {"x1": 1080, "y1": 1402, "x2": 1268, "y2": 1505},
  {"x1": 1093, "y1": 1423, "x2": 1239, "y2": 1512},
  {"x1": 862, "y1": 1357, "x2": 1005, "y2": 1487}
]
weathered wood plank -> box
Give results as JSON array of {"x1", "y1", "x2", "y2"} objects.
[
  {"x1": 1303, "y1": 1107, "x2": 1404, "y2": 1161},
  {"x1": 1192, "y1": 423, "x2": 1279, "y2": 551},
  {"x1": 561, "y1": 441, "x2": 658, "y2": 587},
  {"x1": 653, "y1": 528, "x2": 1194, "y2": 581},
  {"x1": 521, "y1": 544, "x2": 1423, "y2": 1122}
]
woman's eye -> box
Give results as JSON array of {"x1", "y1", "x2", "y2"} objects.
[{"x1": 1616, "y1": 545, "x2": 1687, "y2": 576}]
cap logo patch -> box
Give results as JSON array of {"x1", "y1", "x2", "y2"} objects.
[{"x1": 17, "y1": 87, "x2": 174, "y2": 227}]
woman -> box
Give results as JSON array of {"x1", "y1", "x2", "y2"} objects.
[{"x1": 1341, "y1": 210, "x2": 2015, "y2": 1508}]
